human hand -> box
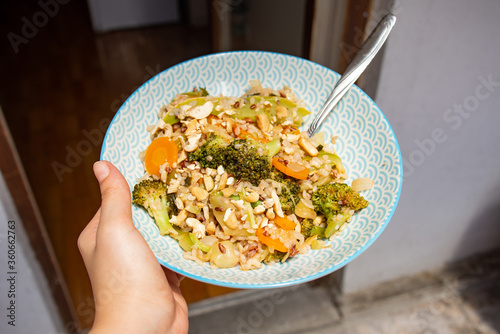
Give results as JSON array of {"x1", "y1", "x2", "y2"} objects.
[{"x1": 78, "y1": 161, "x2": 188, "y2": 334}]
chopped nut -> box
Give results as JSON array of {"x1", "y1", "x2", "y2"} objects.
[
  {"x1": 218, "y1": 172, "x2": 228, "y2": 190},
  {"x1": 176, "y1": 209, "x2": 188, "y2": 224},
  {"x1": 256, "y1": 113, "x2": 270, "y2": 132},
  {"x1": 204, "y1": 175, "x2": 215, "y2": 192},
  {"x1": 174, "y1": 198, "x2": 184, "y2": 210},
  {"x1": 313, "y1": 216, "x2": 324, "y2": 226},
  {"x1": 271, "y1": 189, "x2": 284, "y2": 217},
  {"x1": 286, "y1": 133, "x2": 301, "y2": 142},
  {"x1": 225, "y1": 117, "x2": 235, "y2": 133},
  {"x1": 244, "y1": 189, "x2": 259, "y2": 203},
  {"x1": 221, "y1": 186, "x2": 236, "y2": 197},
  {"x1": 186, "y1": 101, "x2": 214, "y2": 119},
  {"x1": 299, "y1": 137, "x2": 319, "y2": 157},
  {"x1": 224, "y1": 209, "x2": 239, "y2": 229},
  {"x1": 233, "y1": 125, "x2": 241, "y2": 136},
  {"x1": 206, "y1": 221, "x2": 216, "y2": 235},
  {"x1": 185, "y1": 119, "x2": 198, "y2": 135},
  {"x1": 185, "y1": 217, "x2": 206, "y2": 238},
  {"x1": 191, "y1": 186, "x2": 209, "y2": 201},
  {"x1": 266, "y1": 209, "x2": 276, "y2": 220},
  {"x1": 184, "y1": 133, "x2": 202, "y2": 152},
  {"x1": 253, "y1": 204, "x2": 265, "y2": 215},
  {"x1": 275, "y1": 105, "x2": 289, "y2": 118},
  {"x1": 177, "y1": 150, "x2": 188, "y2": 164},
  {"x1": 203, "y1": 206, "x2": 209, "y2": 221}
]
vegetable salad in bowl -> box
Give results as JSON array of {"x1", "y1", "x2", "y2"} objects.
[{"x1": 132, "y1": 81, "x2": 372, "y2": 270}]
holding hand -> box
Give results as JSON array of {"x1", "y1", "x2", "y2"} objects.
[{"x1": 78, "y1": 161, "x2": 188, "y2": 334}]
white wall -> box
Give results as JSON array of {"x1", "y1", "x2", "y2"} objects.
[
  {"x1": 344, "y1": 0, "x2": 500, "y2": 292},
  {"x1": 0, "y1": 173, "x2": 64, "y2": 334}
]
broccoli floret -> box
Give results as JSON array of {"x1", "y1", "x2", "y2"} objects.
[
  {"x1": 189, "y1": 136, "x2": 272, "y2": 185},
  {"x1": 279, "y1": 178, "x2": 300, "y2": 213},
  {"x1": 224, "y1": 139, "x2": 271, "y2": 184},
  {"x1": 300, "y1": 218, "x2": 315, "y2": 239},
  {"x1": 132, "y1": 179, "x2": 177, "y2": 236},
  {"x1": 265, "y1": 251, "x2": 287, "y2": 263},
  {"x1": 188, "y1": 134, "x2": 228, "y2": 169},
  {"x1": 300, "y1": 218, "x2": 326, "y2": 239},
  {"x1": 311, "y1": 183, "x2": 368, "y2": 237},
  {"x1": 269, "y1": 168, "x2": 300, "y2": 214}
]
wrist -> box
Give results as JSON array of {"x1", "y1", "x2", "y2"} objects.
[{"x1": 90, "y1": 294, "x2": 171, "y2": 334}]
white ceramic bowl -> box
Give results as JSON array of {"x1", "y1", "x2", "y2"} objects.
[{"x1": 101, "y1": 51, "x2": 402, "y2": 288}]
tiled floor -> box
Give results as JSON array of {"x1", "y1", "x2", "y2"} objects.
[{"x1": 188, "y1": 249, "x2": 500, "y2": 334}]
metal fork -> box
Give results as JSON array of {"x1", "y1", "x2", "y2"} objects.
[{"x1": 307, "y1": 14, "x2": 397, "y2": 137}]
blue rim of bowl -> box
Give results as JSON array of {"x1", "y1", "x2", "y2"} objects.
[{"x1": 101, "y1": 50, "x2": 403, "y2": 289}]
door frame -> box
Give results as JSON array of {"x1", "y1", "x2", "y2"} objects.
[{"x1": 0, "y1": 106, "x2": 79, "y2": 333}]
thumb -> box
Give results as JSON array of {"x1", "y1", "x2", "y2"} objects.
[{"x1": 93, "y1": 161, "x2": 133, "y2": 229}]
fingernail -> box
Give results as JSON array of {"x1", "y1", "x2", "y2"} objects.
[{"x1": 93, "y1": 161, "x2": 109, "y2": 182}]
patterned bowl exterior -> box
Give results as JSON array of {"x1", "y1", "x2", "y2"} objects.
[{"x1": 101, "y1": 51, "x2": 402, "y2": 289}]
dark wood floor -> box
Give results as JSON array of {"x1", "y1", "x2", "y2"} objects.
[{"x1": 0, "y1": 0, "x2": 236, "y2": 328}]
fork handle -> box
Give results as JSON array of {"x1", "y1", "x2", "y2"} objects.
[{"x1": 307, "y1": 14, "x2": 396, "y2": 137}]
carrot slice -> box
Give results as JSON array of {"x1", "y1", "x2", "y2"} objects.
[
  {"x1": 256, "y1": 227, "x2": 289, "y2": 252},
  {"x1": 144, "y1": 137, "x2": 178, "y2": 177},
  {"x1": 273, "y1": 216, "x2": 296, "y2": 231},
  {"x1": 272, "y1": 157, "x2": 309, "y2": 180}
]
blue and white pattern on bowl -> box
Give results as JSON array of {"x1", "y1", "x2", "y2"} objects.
[{"x1": 101, "y1": 51, "x2": 402, "y2": 289}]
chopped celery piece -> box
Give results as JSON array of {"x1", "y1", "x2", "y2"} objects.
[
  {"x1": 163, "y1": 95, "x2": 311, "y2": 126},
  {"x1": 318, "y1": 152, "x2": 346, "y2": 175},
  {"x1": 325, "y1": 212, "x2": 351, "y2": 238},
  {"x1": 265, "y1": 138, "x2": 281, "y2": 158},
  {"x1": 186, "y1": 203, "x2": 201, "y2": 215},
  {"x1": 163, "y1": 114, "x2": 179, "y2": 125},
  {"x1": 173, "y1": 227, "x2": 194, "y2": 252},
  {"x1": 311, "y1": 226, "x2": 325, "y2": 239},
  {"x1": 229, "y1": 194, "x2": 240, "y2": 201},
  {"x1": 189, "y1": 233, "x2": 211, "y2": 252},
  {"x1": 244, "y1": 201, "x2": 257, "y2": 228},
  {"x1": 251, "y1": 200, "x2": 263, "y2": 208},
  {"x1": 178, "y1": 233, "x2": 194, "y2": 252}
]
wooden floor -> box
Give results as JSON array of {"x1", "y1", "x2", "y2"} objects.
[{"x1": 0, "y1": 0, "x2": 236, "y2": 328}]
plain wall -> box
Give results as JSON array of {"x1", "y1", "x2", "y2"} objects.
[
  {"x1": 344, "y1": 0, "x2": 500, "y2": 292},
  {"x1": 86, "y1": 0, "x2": 179, "y2": 32},
  {"x1": 245, "y1": 0, "x2": 307, "y2": 57},
  {"x1": 0, "y1": 173, "x2": 64, "y2": 334}
]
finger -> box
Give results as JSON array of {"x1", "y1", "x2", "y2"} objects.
[
  {"x1": 78, "y1": 208, "x2": 101, "y2": 263},
  {"x1": 93, "y1": 161, "x2": 133, "y2": 230},
  {"x1": 162, "y1": 267, "x2": 183, "y2": 288}
]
